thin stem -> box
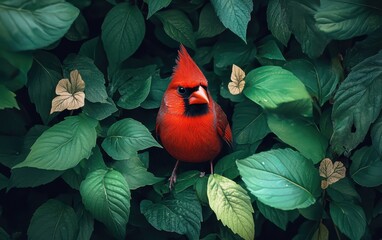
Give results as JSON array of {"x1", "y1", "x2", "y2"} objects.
[
  {"x1": 322, "y1": 189, "x2": 326, "y2": 209},
  {"x1": 332, "y1": 219, "x2": 342, "y2": 240}
]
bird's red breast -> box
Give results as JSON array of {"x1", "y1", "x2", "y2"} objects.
[{"x1": 156, "y1": 45, "x2": 232, "y2": 163}]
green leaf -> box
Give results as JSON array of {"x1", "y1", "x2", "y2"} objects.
[
  {"x1": 146, "y1": 0, "x2": 171, "y2": 19},
  {"x1": 232, "y1": 100, "x2": 270, "y2": 145},
  {"x1": 141, "y1": 75, "x2": 171, "y2": 109},
  {"x1": 256, "y1": 37, "x2": 285, "y2": 66},
  {"x1": 344, "y1": 30, "x2": 382, "y2": 70},
  {"x1": 284, "y1": 58, "x2": 341, "y2": 106},
  {"x1": 215, "y1": 150, "x2": 249, "y2": 179},
  {"x1": 330, "y1": 201, "x2": 366, "y2": 240},
  {"x1": 102, "y1": 3, "x2": 145, "y2": 67},
  {"x1": 0, "y1": 109, "x2": 27, "y2": 136},
  {"x1": 266, "y1": 0, "x2": 291, "y2": 46},
  {"x1": 210, "y1": 0, "x2": 253, "y2": 43},
  {"x1": 0, "y1": 136, "x2": 23, "y2": 168},
  {"x1": 0, "y1": 227, "x2": 10, "y2": 240},
  {"x1": 109, "y1": 64, "x2": 157, "y2": 97},
  {"x1": 373, "y1": 199, "x2": 382, "y2": 218},
  {"x1": 298, "y1": 201, "x2": 323, "y2": 221},
  {"x1": 194, "y1": 176, "x2": 209, "y2": 204},
  {"x1": 9, "y1": 168, "x2": 62, "y2": 189},
  {"x1": 237, "y1": 148, "x2": 320, "y2": 210},
  {"x1": 0, "y1": 50, "x2": 32, "y2": 92},
  {"x1": 174, "y1": 170, "x2": 201, "y2": 193},
  {"x1": 350, "y1": 146, "x2": 382, "y2": 187},
  {"x1": 27, "y1": 51, "x2": 62, "y2": 124},
  {"x1": 24, "y1": 124, "x2": 50, "y2": 147},
  {"x1": 63, "y1": 54, "x2": 108, "y2": 103},
  {"x1": 140, "y1": 190, "x2": 202, "y2": 240},
  {"x1": 0, "y1": 0, "x2": 79, "y2": 51},
  {"x1": 315, "y1": 0, "x2": 382, "y2": 40},
  {"x1": 28, "y1": 199, "x2": 78, "y2": 240},
  {"x1": 371, "y1": 113, "x2": 382, "y2": 155},
  {"x1": 207, "y1": 174, "x2": 254, "y2": 240},
  {"x1": 75, "y1": 206, "x2": 94, "y2": 240},
  {"x1": 102, "y1": 118, "x2": 161, "y2": 160},
  {"x1": 0, "y1": 84, "x2": 19, "y2": 110},
  {"x1": 153, "y1": 20, "x2": 180, "y2": 49},
  {"x1": 331, "y1": 51, "x2": 382, "y2": 154},
  {"x1": 0, "y1": 173, "x2": 8, "y2": 190},
  {"x1": 62, "y1": 146, "x2": 107, "y2": 190},
  {"x1": 194, "y1": 46, "x2": 214, "y2": 66},
  {"x1": 319, "y1": 108, "x2": 334, "y2": 140},
  {"x1": 327, "y1": 177, "x2": 361, "y2": 203},
  {"x1": 80, "y1": 169, "x2": 130, "y2": 240},
  {"x1": 65, "y1": 13, "x2": 89, "y2": 41},
  {"x1": 117, "y1": 75, "x2": 152, "y2": 110},
  {"x1": 243, "y1": 66, "x2": 312, "y2": 117},
  {"x1": 78, "y1": 37, "x2": 98, "y2": 60},
  {"x1": 196, "y1": 3, "x2": 225, "y2": 39},
  {"x1": 286, "y1": 0, "x2": 329, "y2": 58},
  {"x1": 60, "y1": 169, "x2": 81, "y2": 191},
  {"x1": 156, "y1": 9, "x2": 196, "y2": 49},
  {"x1": 213, "y1": 37, "x2": 257, "y2": 74},
  {"x1": 257, "y1": 200, "x2": 295, "y2": 231},
  {"x1": 0, "y1": 125, "x2": 47, "y2": 169},
  {"x1": 112, "y1": 156, "x2": 163, "y2": 190},
  {"x1": 293, "y1": 221, "x2": 318, "y2": 240},
  {"x1": 14, "y1": 114, "x2": 98, "y2": 170},
  {"x1": 78, "y1": 37, "x2": 107, "y2": 67},
  {"x1": 267, "y1": 114, "x2": 328, "y2": 163},
  {"x1": 83, "y1": 98, "x2": 118, "y2": 121}
]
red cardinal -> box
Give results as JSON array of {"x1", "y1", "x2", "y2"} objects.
[{"x1": 156, "y1": 45, "x2": 232, "y2": 189}]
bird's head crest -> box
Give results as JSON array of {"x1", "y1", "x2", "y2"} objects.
[{"x1": 170, "y1": 45, "x2": 208, "y2": 88}]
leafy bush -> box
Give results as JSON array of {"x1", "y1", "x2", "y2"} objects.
[{"x1": 0, "y1": 0, "x2": 382, "y2": 239}]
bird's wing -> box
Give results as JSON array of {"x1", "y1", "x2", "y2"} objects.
[{"x1": 214, "y1": 103, "x2": 232, "y2": 147}]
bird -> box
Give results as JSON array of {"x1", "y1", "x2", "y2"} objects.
[{"x1": 156, "y1": 45, "x2": 232, "y2": 189}]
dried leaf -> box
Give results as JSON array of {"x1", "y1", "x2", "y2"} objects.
[
  {"x1": 319, "y1": 158, "x2": 346, "y2": 189},
  {"x1": 312, "y1": 222, "x2": 329, "y2": 240},
  {"x1": 50, "y1": 70, "x2": 85, "y2": 114},
  {"x1": 321, "y1": 180, "x2": 329, "y2": 190},
  {"x1": 228, "y1": 64, "x2": 245, "y2": 95}
]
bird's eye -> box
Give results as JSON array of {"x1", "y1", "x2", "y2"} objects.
[{"x1": 177, "y1": 86, "x2": 186, "y2": 94}]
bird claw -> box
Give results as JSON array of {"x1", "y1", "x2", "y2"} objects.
[
  {"x1": 169, "y1": 174, "x2": 177, "y2": 190},
  {"x1": 168, "y1": 160, "x2": 179, "y2": 190}
]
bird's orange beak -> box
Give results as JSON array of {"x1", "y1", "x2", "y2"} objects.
[{"x1": 189, "y1": 86, "x2": 209, "y2": 105}]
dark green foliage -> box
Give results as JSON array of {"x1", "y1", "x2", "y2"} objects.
[{"x1": 0, "y1": 0, "x2": 382, "y2": 239}]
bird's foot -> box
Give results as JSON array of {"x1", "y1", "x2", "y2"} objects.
[
  {"x1": 169, "y1": 160, "x2": 180, "y2": 190},
  {"x1": 169, "y1": 173, "x2": 177, "y2": 190}
]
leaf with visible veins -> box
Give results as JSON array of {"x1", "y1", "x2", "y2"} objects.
[{"x1": 50, "y1": 70, "x2": 85, "y2": 113}]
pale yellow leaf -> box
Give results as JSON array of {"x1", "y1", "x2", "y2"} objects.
[
  {"x1": 70, "y1": 69, "x2": 85, "y2": 92},
  {"x1": 321, "y1": 180, "x2": 329, "y2": 190},
  {"x1": 50, "y1": 70, "x2": 85, "y2": 114},
  {"x1": 327, "y1": 161, "x2": 346, "y2": 185},
  {"x1": 319, "y1": 158, "x2": 346, "y2": 189},
  {"x1": 319, "y1": 158, "x2": 333, "y2": 178},
  {"x1": 228, "y1": 81, "x2": 245, "y2": 95},
  {"x1": 231, "y1": 64, "x2": 245, "y2": 83},
  {"x1": 228, "y1": 64, "x2": 246, "y2": 95},
  {"x1": 312, "y1": 222, "x2": 329, "y2": 240}
]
